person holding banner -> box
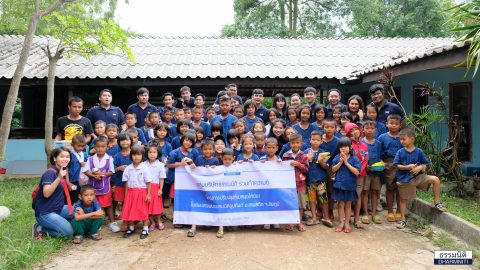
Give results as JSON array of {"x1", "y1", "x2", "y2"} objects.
[{"x1": 282, "y1": 133, "x2": 309, "y2": 232}]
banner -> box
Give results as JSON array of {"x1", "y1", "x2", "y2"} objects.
[{"x1": 173, "y1": 161, "x2": 299, "y2": 226}]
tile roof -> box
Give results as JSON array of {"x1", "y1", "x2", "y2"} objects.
[{"x1": 0, "y1": 35, "x2": 456, "y2": 80}]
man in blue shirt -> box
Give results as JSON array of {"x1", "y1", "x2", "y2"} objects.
[
  {"x1": 175, "y1": 86, "x2": 195, "y2": 109},
  {"x1": 304, "y1": 86, "x2": 319, "y2": 122},
  {"x1": 126, "y1": 87, "x2": 157, "y2": 128},
  {"x1": 369, "y1": 84, "x2": 405, "y2": 124},
  {"x1": 252, "y1": 88, "x2": 267, "y2": 123},
  {"x1": 211, "y1": 96, "x2": 237, "y2": 137},
  {"x1": 325, "y1": 88, "x2": 347, "y2": 118},
  {"x1": 86, "y1": 89, "x2": 125, "y2": 129}
]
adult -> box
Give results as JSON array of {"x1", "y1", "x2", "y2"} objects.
[
  {"x1": 126, "y1": 87, "x2": 157, "y2": 128},
  {"x1": 214, "y1": 83, "x2": 243, "y2": 105},
  {"x1": 33, "y1": 147, "x2": 74, "y2": 238},
  {"x1": 272, "y1": 93, "x2": 287, "y2": 119},
  {"x1": 325, "y1": 89, "x2": 347, "y2": 118},
  {"x1": 252, "y1": 88, "x2": 268, "y2": 123},
  {"x1": 304, "y1": 87, "x2": 318, "y2": 121},
  {"x1": 369, "y1": 84, "x2": 405, "y2": 123},
  {"x1": 158, "y1": 92, "x2": 178, "y2": 122},
  {"x1": 54, "y1": 96, "x2": 93, "y2": 143},
  {"x1": 346, "y1": 95, "x2": 365, "y2": 124},
  {"x1": 175, "y1": 86, "x2": 195, "y2": 109},
  {"x1": 86, "y1": 89, "x2": 125, "y2": 129},
  {"x1": 289, "y1": 93, "x2": 302, "y2": 109}
]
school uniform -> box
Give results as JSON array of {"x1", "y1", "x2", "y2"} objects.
[
  {"x1": 374, "y1": 121, "x2": 387, "y2": 139},
  {"x1": 236, "y1": 153, "x2": 260, "y2": 162},
  {"x1": 378, "y1": 133, "x2": 403, "y2": 190},
  {"x1": 332, "y1": 155, "x2": 361, "y2": 202},
  {"x1": 393, "y1": 147, "x2": 431, "y2": 200},
  {"x1": 361, "y1": 137, "x2": 383, "y2": 191},
  {"x1": 71, "y1": 199, "x2": 103, "y2": 237},
  {"x1": 144, "y1": 160, "x2": 167, "y2": 215},
  {"x1": 211, "y1": 114, "x2": 237, "y2": 138},
  {"x1": 167, "y1": 148, "x2": 198, "y2": 198},
  {"x1": 126, "y1": 102, "x2": 157, "y2": 128},
  {"x1": 85, "y1": 154, "x2": 115, "y2": 207},
  {"x1": 112, "y1": 153, "x2": 132, "y2": 202},
  {"x1": 292, "y1": 123, "x2": 319, "y2": 148},
  {"x1": 190, "y1": 121, "x2": 211, "y2": 137},
  {"x1": 241, "y1": 115, "x2": 262, "y2": 132},
  {"x1": 194, "y1": 156, "x2": 220, "y2": 167},
  {"x1": 106, "y1": 144, "x2": 120, "y2": 157},
  {"x1": 121, "y1": 163, "x2": 152, "y2": 221}
]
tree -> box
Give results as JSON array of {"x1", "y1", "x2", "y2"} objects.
[
  {"x1": 40, "y1": 1, "x2": 134, "y2": 156},
  {"x1": 0, "y1": 0, "x2": 72, "y2": 164}
]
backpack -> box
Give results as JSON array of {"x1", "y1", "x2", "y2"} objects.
[{"x1": 31, "y1": 167, "x2": 58, "y2": 210}]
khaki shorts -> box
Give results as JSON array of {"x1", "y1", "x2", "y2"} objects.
[
  {"x1": 365, "y1": 175, "x2": 381, "y2": 191},
  {"x1": 397, "y1": 174, "x2": 431, "y2": 200},
  {"x1": 297, "y1": 190, "x2": 307, "y2": 210},
  {"x1": 356, "y1": 176, "x2": 366, "y2": 197},
  {"x1": 383, "y1": 157, "x2": 398, "y2": 191}
]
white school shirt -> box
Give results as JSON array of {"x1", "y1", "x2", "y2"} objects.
[
  {"x1": 85, "y1": 154, "x2": 115, "y2": 173},
  {"x1": 122, "y1": 163, "x2": 152, "y2": 188},
  {"x1": 143, "y1": 160, "x2": 167, "y2": 184},
  {"x1": 73, "y1": 151, "x2": 87, "y2": 173}
]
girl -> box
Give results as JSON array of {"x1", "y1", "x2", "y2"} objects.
[
  {"x1": 167, "y1": 133, "x2": 198, "y2": 228},
  {"x1": 265, "y1": 108, "x2": 280, "y2": 135},
  {"x1": 112, "y1": 133, "x2": 132, "y2": 219},
  {"x1": 251, "y1": 121, "x2": 266, "y2": 135},
  {"x1": 292, "y1": 105, "x2": 317, "y2": 148},
  {"x1": 193, "y1": 126, "x2": 205, "y2": 148},
  {"x1": 347, "y1": 95, "x2": 365, "y2": 124},
  {"x1": 331, "y1": 137, "x2": 361, "y2": 234},
  {"x1": 340, "y1": 112, "x2": 353, "y2": 136},
  {"x1": 172, "y1": 119, "x2": 190, "y2": 149},
  {"x1": 122, "y1": 145, "x2": 152, "y2": 239},
  {"x1": 286, "y1": 106, "x2": 298, "y2": 127},
  {"x1": 232, "y1": 105, "x2": 244, "y2": 119},
  {"x1": 236, "y1": 134, "x2": 259, "y2": 162},
  {"x1": 213, "y1": 135, "x2": 226, "y2": 163},
  {"x1": 366, "y1": 103, "x2": 387, "y2": 139},
  {"x1": 268, "y1": 119, "x2": 288, "y2": 155},
  {"x1": 152, "y1": 123, "x2": 173, "y2": 164},
  {"x1": 206, "y1": 106, "x2": 216, "y2": 124},
  {"x1": 144, "y1": 145, "x2": 167, "y2": 231},
  {"x1": 106, "y1": 124, "x2": 120, "y2": 156},
  {"x1": 289, "y1": 93, "x2": 301, "y2": 109},
  {"x1": 332, "y1": 104, "x2": 345, "y2": 128},
  {"x1": 233, "y1": 119, "x2": 248, "y2": 137},
  {"x1": 313, "y1": 105, "x2": 327, "y2": 132},
  {"x1": 227, "y1": 129, "x2": 242, "y2": 158},
  {"x1": 211, "y1": 122, "x2": 223, "y2": 138},
  {"x1": 273, "y1": 93, "x2": 287, "y2": 119},
  {"x1": 89, "y1": 120, "x2": 106, "y2": 155}
]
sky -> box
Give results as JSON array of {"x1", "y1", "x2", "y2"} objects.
[{"x1": 115, "y1": 0, "x2": 235, "y2": 36}]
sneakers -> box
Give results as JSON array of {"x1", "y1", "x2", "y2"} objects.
[
  {"x1": 435, "y1": 203, "x2": 448, "y2": 212},
  {"x1": 109, "y1": 221, "x2": 120, "y2": 233},
  {"x1": 32, "y1": 223, "x2": 44, "y2": 239},
  {"x1": 263, "y1": 224, "x2": 271, "y2": 230}
]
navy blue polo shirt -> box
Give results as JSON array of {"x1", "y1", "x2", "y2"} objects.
[
  {"x1": 325, "y1": 103, "x2": 347, "y2": 118},
  {"x1": 127, "y1": 102, "x2": 157, "y2": 128},
  {"x1": 255, "y1": 105, "x2": 268, "y2": 123},
  {"x1": 175, "y1": 97, "x2": 195, "y2": 109},
  {"x1": 86, "y1": 105, "x2": 125, "y2": 127},
  {"x1": 377, "y1": 101, "x2": 405, "y2": 124}
]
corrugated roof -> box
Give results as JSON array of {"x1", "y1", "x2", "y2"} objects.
[{"x1": 0, "y1": 35, "x2": 456, "y2": 80}]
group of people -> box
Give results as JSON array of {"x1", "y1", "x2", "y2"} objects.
[{"x1": 32, "y1": 83, "x2": 448, "y2": 242}]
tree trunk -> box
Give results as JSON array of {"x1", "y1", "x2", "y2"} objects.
[
  {"x1": 280, "y1": 0, "x2": 286, "y2": 29},
  {"x1": 292, "y1": 0, "x2": 298, "y2": 37},
  {"x1": 44, "y1": 54, "x2": 60, "y2": 158},
  {"x1": 288, "y1": 0, "x2": 293, "y2": 35}
]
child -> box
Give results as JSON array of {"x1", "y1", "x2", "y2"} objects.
[
  {"x1": 122, "y1": 145, "x2": 152, "y2": 239},
  {"x1": 144, "y1": 112, "x2": 161, "y2": 143},
  {"x1": 183, "y1": 107, "x2": 192, "y2": 122},
  {"x1": 172, "y1": 119, "x2": 190, "y2": 150},
  {"x1": 125, "y1": 128, "x2": 140, "y2": 146},
  {"x1": 211, "y1": 122, "x2": 223, "y2": 139},
  {"x1": 227, "y1": 129, "x2": 242, "y2": 157},
  {"x1": 105, "y1": 124, "x2": 120, "y2": 156},
  {"x1": 361, "y1": 121, "x2": 383, "y2": 224},
  {"x1": 344, "y1": 123, "x2": 369, "y2": 229},
  {"x1": 124, "y1": 112, "x2": 147, "y2": 144},
  {"x1": 112, "y1": 133, "x2": 132, "y2": 220},
  {"x1": 286, "y1": 106, "x2": 298, "y2": 126},
  {"x1": 340, "y1": 112, "x2": 353, "y2": 136},
  {"x1": 144, "y1": 145, "x2": 167, "y2": 231},
  {"x1": 69, "y1": 134, "x2": 88, "y2": 202},
  {"x1": 236, "y1": 134, "x2": 259, "y2": 162},
  {"x1": 241, "y1": 99, "x2": 262, "y2": 132},
  {"x1": 191, "y1": 107, "x2": 211, "y2": 137},
  {"x1": 321, "y1": 119, "x2": 339, "y2": 219},
  {"x1": 331, "y1": 137, "x2": 361, "y2": 233},
  {"x1": 260, "y1": 137, "x2": 282, "y2": 230},
  {"x1": 366, "y1": 103, "x2": 387, "y2": 139},
  {"x1": 214, "y1": 135, "x2": 226, "y2": 163},
  {"x1": 293, "y1": 105, "x2": 317, "y2": 148},
  {"x1": 252, "y1": 121, "x2": 266, "y2": 135},
  {"x1": 206, "y1": 106, "x2": 216, "y2": 124},
  {"x1": 265, "y1": 108, "x2": 280, "y2": 135},
  {"x1": 253, "y1": 132, "x2": 267, "y2": 159},
  {"x1": 89, "y1": 120, "x2": 106, "y2": 155},
  {"x1": 193, "y1": 126, "x2": 205, "y2": 148},
  {"x1": 211, "y1": 96, "x2": 237, "y2": 137},
  {"x1": 273, "y1": 93, "x2": 287, "y2": 119},
  {"x1": 278, "y1": 126, "x2": 296, "y2": 157},
  {"x1": 313, "y1": 105, "x2": 327, "y2": 131},
  {"x1": 305, "y1": 131, "x2": 332, "y2": 227},
  {"x1": 378, "y1": 114, "x2": 403, "y2": 222},
  {"x1": 268, "y1": 119, "x2": 288, "y2": 154},
  {"x1": 151, "y1": 123, "x2": 173, "y2": 163},
  {"x1": 332, "y1": 105, "x2": 344, "y2": 131},
  {"x1": 159, "y1": 92, "x2": 177, "y2": 123},
  {"x1": 232, "y1": 105, "x2": 244, "y2": 119},
  {"x1": 233, "y1": 119, "x2": 248, "y2": 137},
  {"x1": 174, "y1": 109, "x2": 185, "y2": 124},
  {"x1": 71, "y1": 185, "x2": 105, "y2": 244},
  {"x1": 394, "y1": 128, "x2": 447, "y2": 229},
  {"x1": 162, "y1": 108, "x2": 175, "y2": 128},
  {"x1": 84, "y1": 136, "x2": 118, "y2": 232},
  {"x1": 282, "y1": 133, "x2": 309, "y2": 232}
]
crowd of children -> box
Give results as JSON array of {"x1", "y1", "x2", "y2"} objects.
[{"x1": 58, "y1": 85, "x2": 449, "y2": 243}]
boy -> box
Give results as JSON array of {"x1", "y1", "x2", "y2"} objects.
[
  {"x1": 252, "y1": 88, "x2": 267, "y2": 122},
  {"x1": 282, "y1": 133, "x2": 309, "y2": 232},
  {"x1": 84, "y1": 136, "x2": 118, "y2": 232},
  {"x1": 361, "y1": 120, "x2": 383, "y2": 224},
  {"x1": 105, "y1": 124, "x2": 120, "y2": 156},
  {"x1": 260, "y1": 137, "x2": 281, "y2": 162},
  {"x1": 394, "y1": 128, "x2": 447, "y2": 229},
  {"x1": 125, "y1": 128, "x2": 140, "y2": 146},
  {"x1": 183, "y1": 107, "x2": 193, "y2": 122},
  {"x1": 211, "y1": 96, "x2": 237, "y2": 137},
  {"x1": 378, "y1": 114, "x2": 403, "y2": 222},
  {"x1": 254, "y1": 132, "x2": 267, "y2": 159},
  {"x1": 124, "y1": 112, "x2": 147, "y2": 144},
  {"x1": 69, "y1": 134, "x2": 88, "y2": 202},
  {"x1": 241, "y1": 99, "x2": 262, "y2": 132},
  {"x1": 232, "y1": 105, "x2": 244, "y2": 119},
  {"x1": 144, "y1": 112, "x2": 161, "y2": 143},
  {"x1": 71, "y1": 185, "x2": 105, "y2": 244},
  {"x1": 194, "y1": 139, "x2": 220, "y2": 167},
  {"x1": 191, "y1": 107, "x2": 211, "y2": 137},
  {"x1": 321, "y1": 119, "x2": 339, "y2": 219},
  {"x1": 206, "y1": 106, "x2": 217, "y2": 124},
  {"x1": 305, "y1": 130, "x2": 332, "y2": 227}
]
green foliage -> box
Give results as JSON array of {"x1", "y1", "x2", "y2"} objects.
[
  {"x1": 0, "y1": 178, "x2": 68, "y2": 270},
  {"x1": 11, "y1": 98, "x2": 22, "y2": 129},
  {"x1": 262, "y1": 97, "x2": 273, "y2": 108}
]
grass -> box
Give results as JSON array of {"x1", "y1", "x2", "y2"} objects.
[
  {"x1": 0, "y1": 178, "x2": 68, "y2": 270},
  {"x1": 417, "y1": 190, "x2": 480, "y2": 227}
]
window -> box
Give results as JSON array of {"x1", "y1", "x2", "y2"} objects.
[
  {"x1": 413, "y1": 86, "x2": 429, "y2": 114},
  {"x1": 449, "y1": 82, "x2": 472, "y2": 162}
]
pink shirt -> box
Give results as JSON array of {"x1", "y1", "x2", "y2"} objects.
[
  {"x1": 143, "y1": 160, "x2": 166, "y2": 184},
  {"x1": 122, "y1": 163, "x2": 152, "y2": 188}
]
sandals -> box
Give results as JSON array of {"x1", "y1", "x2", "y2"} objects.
[
  {"x1": 88, "y1": 233, "x2": 102, "y2": 241},
  {"x1": 187, "y1": 229, "x2": 196, "y2": 237},
  {"x1": 344, "y1": 227, "x2": 351, "y2": 233},
  {"x1": 372, "y1": 215, "x2": 382, "y2": 224},
  {"x1": 435, "y1": 203, "x2": 448, "y2": 212},
  {"x1": 123, "y1": 229, "x2": 135, "y2": 238},
  {"x1": 321, "y1": 218, "x2": 334, "y2": 228},
  {"x1": 157, "y1": 222, "x2": 165, "y2": 230},
  {"x1": 335, "y1": 225, "x2": 344, "y2": 232},
  {"x1": 394, "y1": 213, "x2": 402, "y2": 221},
  {"x1": 387, "y1": 213, "x2": 395, "y2": 222},
  {"x1": 73, "y1": 235, "x2": 83, "y2": 244},
  {"x1": 216, "y1": 229, "x2": 224, "y2": 238},
  {"x1": 297, "y1": 223, "x2": 306, "y2": 232},
  {"x1": 305, "y1": 218, "x2": 319, "y2": 226},
  {"x1": 149, "y1": 224, "x2": 156, "y2": 231},
  {"x1": 285, "y1": 224, "x2": 295, "y2": 231},
  {"x1": 140, "y1": 229, "x2": 149, "y2": 239},
  {"x1": 396, "y1": 220, "x2": 407, "y2": 229},
  {"x1": 361, "y1": 215, "x2": 370, "y2": 224}
]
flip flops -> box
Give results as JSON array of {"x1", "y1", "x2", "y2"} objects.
[
  {"x1": 187, "y1": 229, "x2": 196, "y2": 237},
  {"x1": 216, "y1": 229, "x2": 224, "y2": 238},
  {"x1": 372, "y1": 215, "x2": 382, "y2": 224},
  {"x1": 387, "y1": 213, "x2": 395, "y2": 222}
]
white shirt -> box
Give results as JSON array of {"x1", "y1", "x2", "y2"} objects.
[
  {"x1": 143, "y1": 160, "x2": 167, "y2": 184},
  {"x1": 122, "y1": 163, "x2": 152, "y2": 188},
  {"x1": 85, "y1": 154, "x2": 115, "y2": 173}
]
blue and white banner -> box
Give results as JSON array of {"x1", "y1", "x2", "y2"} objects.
[{"x1": 173, "y1": 161, "x2": 299, "y2": 226}]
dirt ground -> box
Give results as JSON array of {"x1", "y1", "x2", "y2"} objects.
[{"x1": 38, "y1": 208, "x2": 476, "y2": 270}]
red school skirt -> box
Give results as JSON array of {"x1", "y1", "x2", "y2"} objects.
[
  {"x1": 169, "y1": 183, "x2": 175, "y2": 199},
  {"x1": 114, "y1": 186, "x2": 125, "y2": 202},
  {"x1": 121, "y1": 188, "x2": 148, "y2": 221},
  {"x1": 148, "y1": 183, "x2": 164, "y2": 215},
  {"x1": 96, "y1": 191, "x2": 112, "y2": 208}
]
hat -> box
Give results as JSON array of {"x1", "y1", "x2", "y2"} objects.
[{"x1": 344, "y1": 123, "x2": 359, "y2": 136}]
